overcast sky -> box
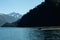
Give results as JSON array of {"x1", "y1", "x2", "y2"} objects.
[{"x1": 0, "y1": 0, "x2": 44, "y2": 15}]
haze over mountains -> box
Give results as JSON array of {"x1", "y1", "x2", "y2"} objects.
[{"x1": 0, "y1": 12, "x2": 22, "y2": 26}]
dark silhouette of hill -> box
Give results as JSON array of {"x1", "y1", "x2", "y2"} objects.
[
  {"x1": 17, "y1": 0, "x2": 60, "y2": 27},
  {"x1": 1, "y1": 23, "x2": 17, "y2": 27}
]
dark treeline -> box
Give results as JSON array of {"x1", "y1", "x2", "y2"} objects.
[{"x1": 17, "y1": 0, "x2": 60, "y2": 27}]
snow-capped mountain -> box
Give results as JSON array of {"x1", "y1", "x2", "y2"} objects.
[
  {"x1": 0, "y1": 12, "x2": 22, "y2": 26},
  {"x1": 8, "y1": 12, "x2": 22, "y2": 19}
]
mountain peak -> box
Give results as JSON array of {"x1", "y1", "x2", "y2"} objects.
[{"x1": 8, "y1": 12, "x2": 22, "y2": 18}]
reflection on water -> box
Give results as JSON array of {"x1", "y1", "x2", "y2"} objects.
[
  {"x1": 0, "y1": 27, "x2": 60, "y2": 40},
  {"x1": 29, "y1": 28, "x2": 60, "y2": 40}
]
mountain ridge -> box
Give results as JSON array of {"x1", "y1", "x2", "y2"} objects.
[{"x1": 0, "y1": 12, "x2": 22, "y2": 26}]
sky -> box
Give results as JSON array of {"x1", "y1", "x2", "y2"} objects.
[{"x1": 0, "y1": 0, "x2": 44, "y2": 15}]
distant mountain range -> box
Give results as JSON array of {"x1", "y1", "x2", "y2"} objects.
[{"x1": 0, "y1": 12, "x2": 22, "y2": 27}]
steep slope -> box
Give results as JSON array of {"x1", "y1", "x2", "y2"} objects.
[{"x1": 0, "y1": 15, "x2": 6, "y2": 26}]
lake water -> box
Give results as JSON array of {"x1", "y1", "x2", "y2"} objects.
[
  {"x1": 1, "y1": 27, "x2": 60, "y2": 40},
  {"x1": 0, "y1": 27, "x2": 32, "y2": 40},
  {"x1": 0, "y1": 27, "x2": 45, "y2": 40}
]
